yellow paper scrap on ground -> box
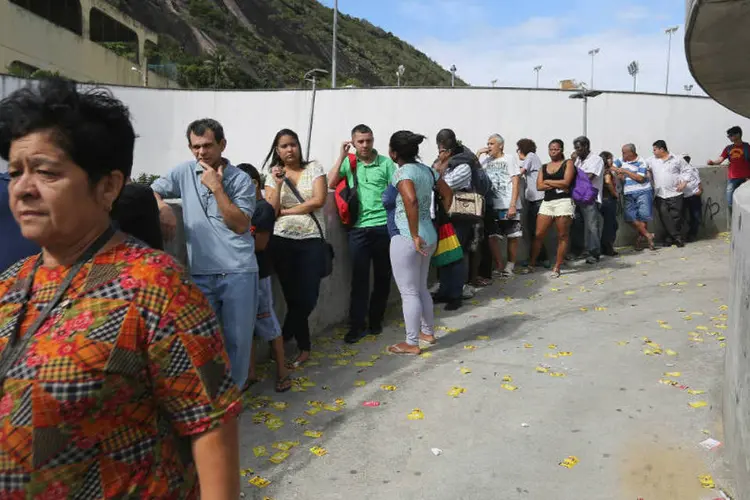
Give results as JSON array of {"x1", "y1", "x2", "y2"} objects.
[
  {"x1": 698, "y1": 474, "x2": 715, "y2": 488},
  {"x1": 407, "y1": 408, "x2": 425, "y2": 420},
  {"x1": 293, "y1": 418, "x2": 309, "y2": 426},
  {"x1": 687, "y1": 389, "x2": 705, "y2": 395},
  {"x1": 464, "y1": 345, "x2": 477, "y2": 350},
  {"x1": 265, "y1": 418, "x2": 284, "y2": 431},
  {"x1": 502, "y1": 375, "x2": 513, "y2": 382},
  {"x1": 548, "y1": 344, "x2": 558, "y2": 349},
  {"x1": 545, "y1": 353, "x2": 559, "y2": 359},
  {"x1": 513, "y1": 311, "x2": 526, "y2": 316},
  {"x1": 322, "y1": 404, "x2": 341, "y2": 412},
  {"x1": 249, "y1": 476, "x2": 271, "y2": 488},
  {"x1": 477, "y1": 335, "x2": 490, "y2": 340},
  {"x1": 659, "y1": 379, "x2": 678, "y2": 386},
  {"x1": 501, "y1": 383, "x2": 518, "y2": 391},
  {"x1": 354, "y1": 380, "x2": 367, "y2": 387},
  {"x1": 624, "y1": 290, "x2": 636, "y2": 295},
  {"x1": 270, "y1": 402, "x2": 288, "y2": 411},
  {"x1": 666, "y1": 349, "x2": 678, "y2": 356},
  {"x1": 696, "y1": 326, "x2": 709, "y2": 331},
  {"x1": 354, "y1": 361, "x2": 375, "y2": 367},
  {"x1": 617, "y1": 341, "x2": 629, "y2": 346},
  {"x1": 689, "y1": 401, "x2": 708, "y2": 409},
  {"x1": 523, "y1": 343, "x2": 533, "y2": 349},
  {"x1": 664, "y1": 372, "x2": 681, "y2": 377},
  {"x1": 660, "y1": 324, "x2": 673, "y2": 330},
  {"x1": 304, "y1": 430, "x2": 323, "y2": 438},
  {"x1": 460, "y1": 367, "x2": 472, "y2": 375},
  {"x1": 447, "y1": 386, "x2": 466, "y2": 398},
  {"x1": 549, "y1": 372, "x2": 566, "y2": 378},
  {"x1": 335, "y1": 359, "x2": 351, "y2": 366},
  {"x1": 380, "y1": 385, "x2": 398, "y2": 391},
  {"x1": 559, "y1": 456, "x2": 579, "y2": 469},
  {"x1": 595, "y1": 307, "x2": 607, "y2": 312},
  {"x1": 580, "y1": 307, "x2": 589, "y2": 312},
  {"x1": 305, "y1": 407, "x2": 322, "y2": 416},
  {"x1": 269, "y1": 451, "x2": 290, "y2": 464},
  {"x1": 536, "y1": 366, "x2": 549, "y2": 373},
  {"x1": 310, "y1": 446, "x2": 328, "y2": 457},
  {"x1": 240, "y1": 467, "x2": 254, "y2": 477},
  {"x1": 420, "y1": 352, "x2": 433, "y2": 358},
  {"x1": 558, "y1": 351, "x2": 572, "y2": 357}
]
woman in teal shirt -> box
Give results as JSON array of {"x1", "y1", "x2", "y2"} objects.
[{"x1": 387, "y1": 131, "x2": 453, "y2": 355}]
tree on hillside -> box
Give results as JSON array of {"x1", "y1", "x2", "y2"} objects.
[{"x1": 203, "y1": 49, "x2": 233, "y2": 89}]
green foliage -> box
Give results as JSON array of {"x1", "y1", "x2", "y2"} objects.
[
  {"x1": 134, "y1": 173, "x2": 160, "y2": 185},
  {"x1": 101, "y1": 42, "x2": 138, "y2": 63}
]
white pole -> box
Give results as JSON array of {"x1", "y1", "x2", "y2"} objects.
[
  {"x1": 306, "y1": 75, "x2": 317, "y2": 159},
  {"x1": 666, "y1": 31, "x2": 672, "y2": 94},
  {"x1": 331, "y1": 0, "x2": 338, "y2": 88}
]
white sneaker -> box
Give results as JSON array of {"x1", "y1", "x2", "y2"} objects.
[
  {"x1": 429, "y1": 282, "x2": 441, "y2": 294},
  {"x1": 462, "y1": 285, "x2": 476, "y2": 299}
]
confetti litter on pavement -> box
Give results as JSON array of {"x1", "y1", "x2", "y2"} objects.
[
  {"x1": 477, "y1": 335, "x2": 490, "y2": 340},
  {"x1": 689, "y1": 401, "x2": 709, "y2": 409},
  {"x1": 502, "y1": 375, "x2": 513, "y2": 382},
  {"x1": 460, "y1": 367, "x2": 472, "y2": 375},
  {"x1": 664, "y1": 372, "x2": 681, "y2": 377},
  {"x1": 698, "y1": 438, "x2": 722, "y2": 450},
  {"x1": 310, "y1": 446, "x2": 328, "y2": 457},
  {"x1": 687, "y1": 389, "x2": 706, "y2": 395},
  {"x1": 447, "y1": 386, "x2": 466, "y2": 398},
  {"x1": 420, "y1": 352, "x2": 433, "y2": 358},
  {"x1": 464, "y1": 345, "x2": 477, "y2": 350},
  {"x1": 407, "y1": 409, "x2": 425, "y2": 420},
  {"x1": 354, "y1": 380, "x2": 367, "y2": 387},
  {"x1": 501, "y1": 383, "x2": 518, "y2": 391},
  {"x1": 293, "y1": 418, "x2": 309, "y2": 426},
  {"x1": 240, "y1": 468, "x2": 254, "y2": 477},
  {"x1": 249, "y1": 476, "x2": 271, "y2": 488},
  {"x1": 559, "y1": 456, "x2": 579, "y2": 469},
  {"x1": 304, "y1": 430, "x2": 323, "y2": 438},
  {"x1": 523, "y1": 343, "x2": 534, "y2": 349},
  {"x1": 699, "y1": 475, "x2": 716, "y2": 489},
  {"x1": 362, "y1": 401, "x2": 381, "y2": 407},
  {"x1": 380, "y1": 385, "x2": 397, "y2": 391},
  {"x1": 269, "y1": 451, "x2": 290, "y2": 464}
]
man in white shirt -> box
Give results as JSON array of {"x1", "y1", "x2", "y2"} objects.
[
  {"x1": 517, "y1": 139, "x2": 549, "y2": 267},
  {"x1": 681, "y1": 155, "x2": 703, "y2": 242},
  {"x1": 573, "y1": 136, "x2": 604, "y2": 264},
  {"x1": 646, "y1": 140, "x2": 690, "y2": 247}
]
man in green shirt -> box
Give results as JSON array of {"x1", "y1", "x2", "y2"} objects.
[{"x1": 328, "y1": 124, "x2": 397, "y2": 344}]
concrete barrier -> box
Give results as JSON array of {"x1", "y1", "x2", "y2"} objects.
[
  {"x1": 725, "y1": 182, "x2": 750, "y2": 500},
  {"x1": 163, "y1": 165, "x2": 730, "y2": 336}
]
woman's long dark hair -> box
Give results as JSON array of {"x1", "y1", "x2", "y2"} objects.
[
  {"x1": 262, "y1": 129, "x2": 309, "y2": 170},
  {"x1": 390, "y1": 130, "x2": 425, "y2": 164}
]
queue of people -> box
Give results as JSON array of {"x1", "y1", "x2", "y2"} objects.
[{"x1": 1, "y1": 77, "x2": 749, "y2": 496}]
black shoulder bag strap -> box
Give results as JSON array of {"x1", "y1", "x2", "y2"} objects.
[
  {"x1": 283, "y1": 177, "x2": 325, "y2": 240},
  {"x1": 0, "y1": 224, "x2": 117, "y2": 383}
]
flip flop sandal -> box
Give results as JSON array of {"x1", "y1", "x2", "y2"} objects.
[
  {"x1": 387, "y1": 344, "x2": 420, "y2": 355},
  {"x1": 275, "y1": 375, "x2": 293, "y2": 393},
  {"x1": 419, "y1": 334, "x2": 437, "y2": 345}
]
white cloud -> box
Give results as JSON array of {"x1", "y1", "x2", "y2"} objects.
[
  {"x1": 406, "y1": 22, "x2": 701, "y2": 95},
  {"x1": 617, "y1": 5, "x2": 651, "y2": 22}
]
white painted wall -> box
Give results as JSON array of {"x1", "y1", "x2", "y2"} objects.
[{"x1": 2, "y1": 75, "x2": 750, "y2": 175}]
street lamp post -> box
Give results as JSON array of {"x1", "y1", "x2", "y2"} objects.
[
  {"x1": 331, "y1": 0, "x2": 338, "y2": 88},
  {"x1": 588, "y1": 48, "x2": 600, "y2": 89},
  {"x1": 665, "y1": 26, "x2": 679, "y2": 94},
  {"x1": 627, "y1": 61, "x2": 639, "y2": 92},
  {"x1": 569, "y1": 89, "x2": 603, "y2": 137},
  {"x1": 450, "y1": 65, "x2": 457, "y2": 87},
  {"x1": 396, "y1": 65, "x2": 405, "y2": 87},
  {"x1": 533, "y1": 65, "x2": 542, "y2": 89},
  {"x1": 304, "y1": 68, "x2": 329, "y2": 159}
]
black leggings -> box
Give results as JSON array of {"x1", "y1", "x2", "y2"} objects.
[{"x1": 272, "y1": 236, "x2": 325, "y2": 352}]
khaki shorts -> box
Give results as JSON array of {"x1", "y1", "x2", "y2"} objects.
[{"x1": 539, "y1": 198, "x2": 575, "y2": 218}]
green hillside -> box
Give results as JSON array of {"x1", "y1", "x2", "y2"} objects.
[{"x1": 108, "y1": 0, "x2": 465, "y2": 89}]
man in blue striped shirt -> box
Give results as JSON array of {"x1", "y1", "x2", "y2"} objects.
[{"x1": 614, "y1": 143, "x2": 655, "y2": 250}]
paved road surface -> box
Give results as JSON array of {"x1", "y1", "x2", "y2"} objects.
[{"x1": 238, "y1": 237, "x2": 734, "y2": 500}]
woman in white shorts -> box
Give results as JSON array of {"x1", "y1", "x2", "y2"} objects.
[{"x1": 526, "y1": 139, "x2": 576, "y2": 278}]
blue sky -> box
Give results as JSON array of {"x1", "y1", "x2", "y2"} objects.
[{"x1": 318, "y1": 0, "x2": 699, "y2": 94}]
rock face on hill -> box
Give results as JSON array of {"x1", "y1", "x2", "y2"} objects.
[{"x1": 111, "y1": 0, "x2": 463, "y2": 89}]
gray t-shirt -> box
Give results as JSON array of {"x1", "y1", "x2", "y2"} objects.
[{"x1": 520, "y1": 152, "x2": 545, "y2": 202}]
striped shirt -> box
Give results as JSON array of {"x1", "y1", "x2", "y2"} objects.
[
  {"x1": 443, "y1": 163, "x2": 472, "y2": 191},
  {"x1": 615, "y1": 157, "x2": 652, "y2": 195}
]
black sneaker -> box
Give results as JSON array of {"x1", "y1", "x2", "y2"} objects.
[
  {"x1": 367, "y1": 326, "x2": 383, "y2": 336},
  {"x1": 445, "y1": 300, "x2": 463, "y2": 311},
  {"x1": 344, "y1": 329, "x2": 368, "y2": 344},
  {"x1": 432, "y1": 294, "x2": 450, "y2": 304},
  {"x1": 675, "y1": 239, "x2": 686, "y2": 248}
]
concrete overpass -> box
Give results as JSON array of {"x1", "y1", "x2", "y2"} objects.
[{"x1": 685, "y1": 0, "x2": 750, "y2": 117}]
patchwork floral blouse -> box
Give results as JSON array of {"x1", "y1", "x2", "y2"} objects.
[{"x1": 0, "y1": 238, "x2": 241, "y2": 499}]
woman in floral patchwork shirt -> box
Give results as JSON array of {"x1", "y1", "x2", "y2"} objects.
[{"x1": 0, "y1": 79, "x2": 241, "y2": 499}]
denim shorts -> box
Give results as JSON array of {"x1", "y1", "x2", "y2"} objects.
[
  {"x1": 727, "y1": 178, "x2": 748, "y2": 207},
  {"x1": 624, "y1": 191, "x2": 653, "y2": 222}
]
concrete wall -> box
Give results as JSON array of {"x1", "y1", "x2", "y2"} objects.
[
  {"x1": 0, "y1": 1, "x2": 175, "y2": 88},
  {"x1": 725, "y1": 182, "x2": 750, "y2": 500}
]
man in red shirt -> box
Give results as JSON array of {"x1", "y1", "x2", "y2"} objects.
[{"x1": 708, "y1": 126, "x2": 750, "y2": 217}]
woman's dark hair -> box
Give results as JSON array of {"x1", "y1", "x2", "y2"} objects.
[
  {"x1": 549, "y1": 139, "x2": 564, "y2": 151},
  {"x1": 237, "y1": 163, "x2": 261, "y2": 186},
  {"x1": 0, "y1": 77, "x2": 136, "y2": 182},
  {"x1": 436, "y1": 128, "x2": 459, "y2": 153},
  {"x1": 517, "y1": 138, "x2": 537, "y2": 155},
  {"x1": 653, "y1": 139, "x2": 668, "y2": 151},
  {"x1": 600, "y1": 151, "x2": 613, "y2": 161},
  {"x1": 390, "y1": 131, "x2": 425, "y2": 164},
  {"x1": 262, "y1": 129, "x2": 309, "y2": 170}
]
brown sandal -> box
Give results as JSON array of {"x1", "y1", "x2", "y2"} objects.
[{"x1": 387, "y1": 344, "x2": 420, "y2": 355}]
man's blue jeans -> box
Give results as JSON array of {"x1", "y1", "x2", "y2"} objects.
[
  {"x1": 727, "y1": 178, "x2": 748, "y2": 217},
  {"x1": 578, "y1": 202, "x2": 603, "y2": 258},
  {"x1": 193, "y1": 272, "x2": 259, "y2": 389}
]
